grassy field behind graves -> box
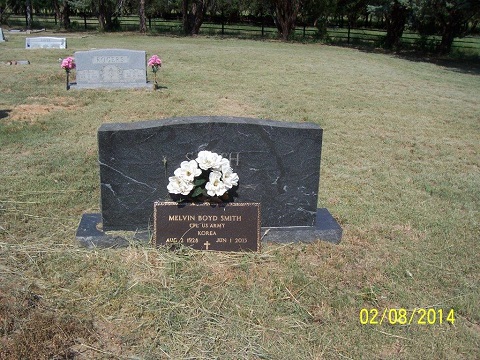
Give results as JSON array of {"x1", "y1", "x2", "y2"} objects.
[{"x1": 0, "y1": 32, "x2": 479, "y2": 359}]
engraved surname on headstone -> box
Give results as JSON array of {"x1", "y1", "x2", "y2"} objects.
[
  {"x1": 93, "y1": 56, "x2": 129, "y2": 64},
  {"x1": 25, "y1": 37, "x2": 66, "y2": 49},
  {"x1": 72, "y1": 49, "x2": 150, "y2": 89}
]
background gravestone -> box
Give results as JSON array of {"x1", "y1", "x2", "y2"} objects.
[
  {"x1": 25, "y1": 37, "x2": 66, "y2": 49},
  {"x1": 72, "y1": 49, "x2": 150, "y2": 89},
  {"x1": 76, "y1": 116, "x2": 342, "y2": 247},
  {"x1": 0, "y1": 28, "x2": 5, "y2": 42}
]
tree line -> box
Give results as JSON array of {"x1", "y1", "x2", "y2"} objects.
[{"x1": 1, "y1": 0, "x2": 479, "y2": 54}]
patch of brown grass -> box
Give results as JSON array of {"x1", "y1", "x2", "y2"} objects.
[
  {"x1": 6, "y1": 96, "x2": 79, "y2": 124},
  {"x1": 0, "y1": 283, "x2": 94, "y2": 360}
]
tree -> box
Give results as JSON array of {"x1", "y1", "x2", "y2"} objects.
[
  {"x1": 385, "y1": 0, "x2": 410, "y2": 48},
  {"x1": 369, "y1": 0, "x2": 412, "y2": 49},
  {"x1": 145, "y1": 0, "x2": 177, "y2": 18},
  {"x1": 300, "y1": 0, "x2": 336, "y2": 38},
  {"x1": 0, "y1": 0, "x2": 31, "y2": 27},
  {"x1": 182, "y1": 0, "x2": 211, "y2": 35},
  {"x1": 415, "y1": 0, "x2": 480, "y2": 54},
  {"x1": 210, "y1": 0, "x2": 244, "y2": 24},
  {"x1": 89, "y1": 0, "x2": 124, "y2": 31},
  {"x1": 270, "y1": 0, "x2": 302, "y2": 40},
  {"x1": 336, "y1": 0, "x2": 369, "y2": 27},
  {"x1": 0, "y1": 0, "x2": 11, "y2": 24},
  {"x1": 336, "y1": 0, "x2": 369, "y2": 41},
  {"x1": 139, "y1": 0, "x2": 147, "y2": 33},
  {"x1": 53, "y1": 0, "x2": 71, "y2": 30},
  {"x1": 25, "y1": 0, "x2": 32, "y2": 29}
]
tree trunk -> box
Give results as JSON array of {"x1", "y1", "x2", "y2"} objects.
[
  {"x1": 54, "y1": 0, "x2": 71, "y2": 30},
  {"x1": 54, "y1": 0, "x2": 60, "y2": 26},
  {"x1": 182, "y1": 0, "x2": 208, "y2": 35},
  {"x1": 98, "y1": 0, "x2": 106, "y2": 31},
  {"x1": 183, "y1": 0, "x2": 190, "y2": 34},
  {"x1": 25, "y1": 0, "x2": 32, "y2": 30},
  {"x1": 274, "y1": 0, "x2": 301, "y2": 41},
  {"x1": 436, "y1": 9, "x2": 466, "y2": 55},
  {"x1": 139, "y1": 0, "x2": 147, "y2": 34},
  {"x1": 96, "y1": 0, "x2": 115, "y2": 31},
  {"x1": 384, "y1": 0, "x2": 409, "y2": 49},
  {"x1": 60, "y1": 0, "x2": 70, "y2": 30},
  {"x1": 437, "y1": 25, "x2": 457, "y2": 55}
]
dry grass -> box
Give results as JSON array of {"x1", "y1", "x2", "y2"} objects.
[{"x1": 0, "y1": 31, "x2": 479, "y2": 359}]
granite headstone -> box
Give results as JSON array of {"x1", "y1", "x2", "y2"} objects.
[
  {"x1": 76, "y1": 117, "x2": 342, "y2": 247},
  {"x1": 0, "y1": 28, "x2": 5, "y2": 42},
  {"x1": 26, "y1": 37, "x2": 66, "y2": 49},
  {"x1": 71, "y1": 49, "x2": 150, "y2": 89}
]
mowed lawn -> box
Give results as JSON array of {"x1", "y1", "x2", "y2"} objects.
[{"x1": 0, "y1": 32, "x2": 479, "y2": 359}]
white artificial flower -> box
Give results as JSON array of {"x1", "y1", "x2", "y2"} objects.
[
  {"x1": 205, "y1": 170, "x2": 227, "y2": 197},
  {"x1": 221, "y1": 167, "x2": 239, "y2": 189},
  {"x1": 196, "y1": 150, "x2": 222, "y2": 171},
  {"x1": 167, "y1": 176, "x2": 194, "y2": 196},
  {"x1": 215, "y1": 157, "x2": 231, "y2": 171},
  {"x1": 174, "y1": 160, "x2": 201, "y2": 182}
]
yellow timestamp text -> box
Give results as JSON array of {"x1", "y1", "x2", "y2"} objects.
[{"x1": 359, "y1": 308, "x2": 455, "y2": 325}]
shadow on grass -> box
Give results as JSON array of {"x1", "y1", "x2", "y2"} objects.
[
  {"x1": 326, "y1": 41, "x2": 480, "y2": 75},
  {"x1": 393, "y1": 51, "x2": 480, "y2": 76}
]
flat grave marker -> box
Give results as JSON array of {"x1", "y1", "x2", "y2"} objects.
[{"x1": 153, "y1": 202, "x2": 261, "y2": 251}]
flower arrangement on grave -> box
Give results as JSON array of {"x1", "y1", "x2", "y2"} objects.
[
  {"x1": 167, "y1": 150, "x2": 239, "y2": 203},
  {"x1": 148, "y1": 54, "x2": 162, "y2": 89},
  {"x1": 61, "y1": 56, "x2": 75, "y2": 90}
]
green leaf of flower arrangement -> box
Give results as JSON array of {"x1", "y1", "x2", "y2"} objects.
[
  {"x1": 194, "y1": 178, "x2": 207, "y2": 186},
  {"x1": 191, "y1": 186, "x2": 205, "y2": 198}
]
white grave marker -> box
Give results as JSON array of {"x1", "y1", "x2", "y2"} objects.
[{"x1": 26, "y1": 37, "x2": 66, "y2": 49}]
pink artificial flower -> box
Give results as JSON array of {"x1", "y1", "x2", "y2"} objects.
[
  {"x1": 148, "y1": 55, "x2": 162, "y2": 67},
  {"x1": 61, "y1": 57, "x2": 75, "y2": 70}
]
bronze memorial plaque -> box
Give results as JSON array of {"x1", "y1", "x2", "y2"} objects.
[{"x1": 153, "y1": 202, "x2": 261, "y2": 252}]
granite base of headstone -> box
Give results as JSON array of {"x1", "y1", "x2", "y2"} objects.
[
  {"x1": 76, "y1": 210, "x2": 342, "y2": 249},
  {"x1": 75, "y1": 116, "x2": 342, "y2": 248},
  {"x1": 76, "y1": 213, "x2": 149, "y2": 248}
]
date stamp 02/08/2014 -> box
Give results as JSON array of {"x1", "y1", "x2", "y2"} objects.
[{"x1": 359, "y1": 308, "x2": 456, "y2": 326}]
